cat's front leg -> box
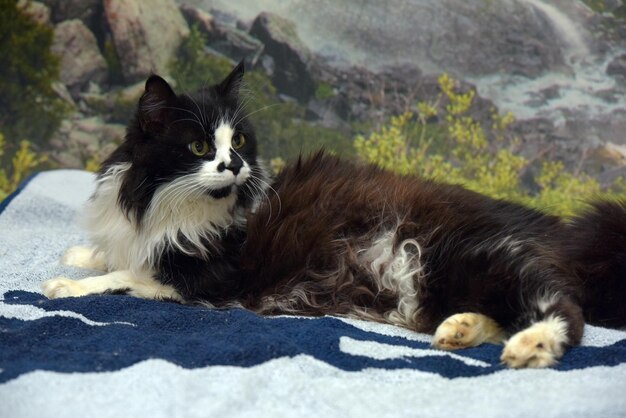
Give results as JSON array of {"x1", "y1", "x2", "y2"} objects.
[
  {"x1": 432, "y1": 312, "x2": 506, "y2": 350},
  {"x1": 61, "y1": 246, "x2": 107, "y2": 271},
  {"x1": 42, "y1": 271, "x2": 183, "y2": 302}
]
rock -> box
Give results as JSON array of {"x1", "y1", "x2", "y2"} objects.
[
  {"x1": 181, "y1": 4, "x2": 263, "y2": 65},
  {"x1": 49, "y1": 115, "x2": 126, "y2": 168},
  {"x1": 604, "y1": 0, "x2": 623, "y2": 13},
  {"x1": 250, "y1": 12, "x2": 315, "y2": 103},
  {"x1": 50, "y1": 20, "x2": 108, "y2": 96},
  {"x1": 51, "y1": 82, "x2": 76, "y2": 108},
  {"x1": 80, "y1": 80, "x2": 144, "y2": 124},
  {"x1": 103, "y1": 0, "x2": 189, "y2": 83},
  {"x1": 250, "y1": 0, "x2": 569, "y2": 77},
  {"x1": 607, "y1": 54, "x2": 626, "y2": 79},
  {"x1": 39, "y1": 0, "x2": 100, "y2": 25},
  {"x1": 306, "y1": 99, "x2": 349, "y2": 130},
  {"x1": 180, "y1": 4, "x2": 216, "y2": 35},
  {"x1": 18, "y1": 1, "x2": 50, "y2": 25},
  {"x1": 211, "y1": 23, "x2": 264, "y2": 65}
]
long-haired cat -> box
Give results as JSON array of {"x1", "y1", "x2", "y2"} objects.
[
  {"x1": 44, "y1": 62, "x2": 269, "y2": 303},
  {"x1": 43, "y1": 64, "x2": 626, "y2": 369}
]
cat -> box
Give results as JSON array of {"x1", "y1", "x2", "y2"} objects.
[
  {"x1": 43, "y1": 62, "x2": 269, "y2": 304},
  {"x1": 43, "y1": 63, "x2": 626, "y2": 369}
]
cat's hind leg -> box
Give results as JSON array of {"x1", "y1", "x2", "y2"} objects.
[
  {"x1": 42, "y1": 271, "x2": 183, "y2": 302},
  {"x1": 432, "y1": 312, "x2": 506, "y2": 350},
  {"x1": 501, "y1": 296, "x2": 583, "y2": 368},
  {"x1": 61, "y1": 246, "x2": 107, "y2": 271}
]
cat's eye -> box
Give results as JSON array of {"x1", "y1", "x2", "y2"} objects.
[
  {"x1": 188, "y1": 140, "x2": 209, "y2": 156},
  {"x1": 232, "y1": 133, "x2": 246, "y2": 150}
]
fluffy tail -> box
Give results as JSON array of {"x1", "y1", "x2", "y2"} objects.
[{"x1": 565, "y1": 201, "x2": 626, "y2": 328}]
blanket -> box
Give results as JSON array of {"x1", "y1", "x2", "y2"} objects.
[{"x1": 1, "y1": 170, "x2": 626, "y2": 418}]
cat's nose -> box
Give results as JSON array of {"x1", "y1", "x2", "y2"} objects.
[{"x1": 217, "y1": 160, "x2": 242, "y2": 175}]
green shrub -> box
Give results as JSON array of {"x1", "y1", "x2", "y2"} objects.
[
  {"x1": 170, "y1": 25, "x2": 234, "y2": 92},
  {"x1": 0, "y1": 1, "x2": 67, "y2": 147},
  {"x1": 355, "y1": 74, "x2": 625, "y2": 217},
  {"x1": 314, "y1": 83, "x2": 335, "y2": 100},
  {"x1": 0, "y1": 132, "x2": 48, "y2": 201}
]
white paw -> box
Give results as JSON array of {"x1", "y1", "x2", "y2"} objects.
[
  {"x1": 433, "y1": 313, "x2": 504, "y2": 350},
  {"x1": 42, "y1": 277, "x2": 88, "y2": 299},
  {"x1": 62, "y1": 246, "x2": 107, "y2": 271},
  {"x1": 500, "y1": 320, "x2": 567, "y2": 368}
]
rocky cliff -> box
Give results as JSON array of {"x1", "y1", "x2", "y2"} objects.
[{"x1": 24, "y1": 0, "x2": 626, "y2": 182}]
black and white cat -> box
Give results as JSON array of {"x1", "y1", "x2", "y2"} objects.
[
  {"x1": 43, "y1": 63, "x2": 626, "y2": 369},
  {"x1": 44, "y1": 62, "x2": 269, "y2": 304}
]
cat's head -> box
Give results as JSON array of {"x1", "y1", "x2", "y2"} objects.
[{"x1": 104, "y1": 62, "x2": 267, "y2": 222}]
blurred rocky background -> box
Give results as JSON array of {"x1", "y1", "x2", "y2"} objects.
[{"x1": 1, "y1": 0, "x2": 625, "y2": 212}]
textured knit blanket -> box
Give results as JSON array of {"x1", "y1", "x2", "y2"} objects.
[{"x1": 1, "y1": 170, "x2": 626, "y2": 418}]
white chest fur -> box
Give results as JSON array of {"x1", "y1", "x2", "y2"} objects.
[{"x1": 83, "y1": 163, "x2": 241, "y2": 274}]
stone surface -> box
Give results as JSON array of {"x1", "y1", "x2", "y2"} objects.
[
  {"x1": 39, "y1": 0, "x2": 100, "y2": 25},
  {"x1": 180, "y1": 4, "x2": 216, "y2": 35},
  {"x1": 51, "y1": 20, "x2": 108, "y2": 96},
  {"x1": 49, "y1": 115, "x2": 125, "y2": 168},
  {"x1": 181, "y1": 4, "x2": 264, "y2": 66},
  {"x1": 250, "y1": 12, "x2": 315, "y2": 102},
  {"x1": 103, "y1": 0, "x2": 189, "y2": 82},
  {"x1": 18, "y1": 1, "x2": 50, "y2": 25},
  {"x1": 607, "y1": 54, "x2": 626, "y2": 79},
  {"x1": 212, "y1": 23, "x2": 264, "y2": 64}
]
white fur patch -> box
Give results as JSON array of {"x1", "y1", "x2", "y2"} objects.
[
  {"x1": 196, "y1": 120, "x2": 251, "y2": 189},
  {"x1": 84, "y1": 158, "x2": 246, "y2": 275},
  {"x1": 359, "y1": 229, "x2": 423, "y2": 328},
  {"x1": 62, "y1": 246, "x2": 107, "y2": 271},
  {"x1": 214, "y1": 121, "x2": 234, "y2": 164},
  {"x1": 501, "y1": 315, "x2": 569, "y2": 368}
]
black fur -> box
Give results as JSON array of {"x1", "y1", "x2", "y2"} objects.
[{"x1": 239, "y1": 153, "x2": 625, "y2": 352}]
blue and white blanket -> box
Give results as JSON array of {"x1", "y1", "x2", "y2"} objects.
[{"x1": 1, "y1": 170, "x2": 626, "y2": 417}]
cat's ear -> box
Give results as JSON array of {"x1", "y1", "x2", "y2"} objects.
[
  {"x1": 138, "y1": 75, "x2": 176, "y2": 133},
  {"x1": 215, "y1": 61, "x2": 245, "y2": 100}
]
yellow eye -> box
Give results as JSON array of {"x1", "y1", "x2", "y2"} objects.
[
  {"x1": 232, "y1": 133, "x2": 246, "y2": 150},
  {"x1": 188, "y1": 140, "x2": 209, "y2": 156}
]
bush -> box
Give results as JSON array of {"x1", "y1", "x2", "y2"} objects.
[
  {"x1": 170, "y1": 26, "x2": 234, "y2": 93},
  {"x1": 0, "y1": 1, "x2": 67, "y2": 147},
  {"x1": 0, "y1": 132, "x2": 48, "y2": 201},
  {"x1": 355, "y1": 74, "x2": 625, "y2": 217}
]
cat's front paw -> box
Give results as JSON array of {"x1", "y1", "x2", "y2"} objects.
[
  {"x1": 433, "y1": 312, "x2": 504, "y2": 350},
  {"x1": 62, "y1": 246, "x2": 107, "y2": 271},
  {"x1": 42, "y1": 277, "x2": 88, "y2": 299},
  {"x1": 500, "y1": 319, "x2": 567, "y2": 368}
]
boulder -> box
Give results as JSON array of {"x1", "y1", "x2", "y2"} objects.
[
  {"x1": 18, "y1": 1, "x2": 50, "y2": 25},
  {"x1": 49, "y1": 115, "x2": 125, "y2": 169},
  {"x1": 180, "y1": 4, "x2": 263, "y2": 65},
  {"x1": 103, "y1": 0, "x2": 189, "y2": 83},
  {"x1": 607, "y1": 54, "x2": 626, "y2": 79},
  {"x1": 250, "y1": 12, "x2": 315, "y2": 103},
  {"x1": 50, "y1": 20, "x2": 108, "y2": 96},
  {"x1": 180, "y1": 4, "x2": 216, "y2": 36},
  {"x1": 212, "y1": 24, "x2": 264, "y2": 65},
  {"x1": 38, "y1": 0, "x2": 100, "y2": 25}
]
